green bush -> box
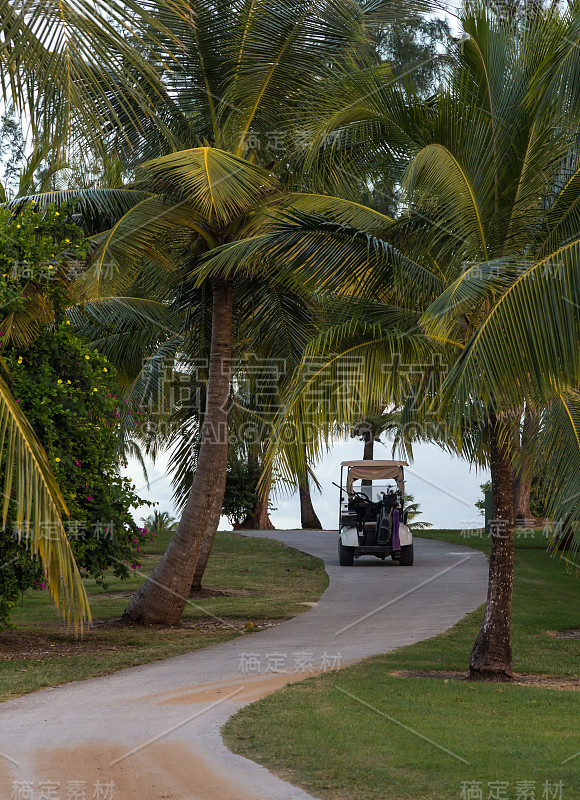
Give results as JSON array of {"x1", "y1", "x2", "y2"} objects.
[{"x1": 0, "y1": 203, "x2": 149, "y2": 628}]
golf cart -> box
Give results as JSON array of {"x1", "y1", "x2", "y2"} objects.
[{"x1": 337, "y1": 460, "x2": 413, "y2": 567}]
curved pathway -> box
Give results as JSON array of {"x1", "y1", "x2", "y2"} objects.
[{"x1": 0, "y1": 532, "x2": 488, "y2": 800}]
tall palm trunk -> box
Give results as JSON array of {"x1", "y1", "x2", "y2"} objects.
[
  {"x1": 363, "y1": 431, "x2": 375, "y2": 461},
  {"x1": 513, "y1": 469, "x2": 532, "y2": 521},
  {"x1": 469, "y1": 417, "x2": 515, "y2": 681},
  {"x1": 190, "y1": 486, "x2": 225, "y2": 592},
  {"x1": 361, "y1": 422, "x2": 375, "y2": 487},
  {"x1": 299, "y1": 441, "x2": 322, "y2": 529},
  {"x1": 123, "y1": 278, "x2": 233, "y2": 624},
  {"x1": 299, "y1": 479, "x2": 322, "y2": 529},
  {"x1": 513, "y1": 407, "x2": 537, "y2": 521}
]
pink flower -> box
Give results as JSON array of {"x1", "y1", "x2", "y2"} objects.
[
  {"x1": 86, "y1": 495, "x2": 93, "y2": 501},
  {"x1": 75, "y1": 460, "x2": 82, "y2": 466}
]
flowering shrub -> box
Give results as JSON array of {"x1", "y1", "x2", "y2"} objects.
[
  {"x1": 0, "y1": 201, "x2": 89, "y2": 329},
  {"x1": 0, "y1": 204, "x2": 150, "y2": 628}
]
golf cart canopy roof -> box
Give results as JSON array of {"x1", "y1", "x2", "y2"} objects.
[{"x1": 341, "y1": 460, "x2": 408, "y2": 494}]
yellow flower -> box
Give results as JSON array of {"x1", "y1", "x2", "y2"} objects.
[
  {"x1": 57, "y1": 379, "x2": 62, "y2": 384},
  {"x1": 65, "y1": 239, "x2": 70, "y2": 243},
  {"x1": 17, "y1": 357, "x2": 22, "y2": 364},
  {"x1": 85, "y1": 355, "x2": 90, "y2": 360},
  {"x1": 66, "y1": 320, "x2": 71, "y2": 325},
  {"x1": 66, "y1": 380, "x2": 71, "y2": 385},
  {"x1": 55, "y1": 457, "x2": 61, "y2": 463},
  {"x1": 16, "y1": 224, "x2": 20, "y2": 229},
  {"x1": 103, "y1": 368, "x2": 108, "y2": 372},
  {"x1": 55, "y1": 212, "x2": 59, "y2": 216},
  {"x1": 92, "y1": 388, "x2": 98, "y2": 392}
]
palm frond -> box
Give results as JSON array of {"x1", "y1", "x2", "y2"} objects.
[
  {"x1": 0, "y1": 370, "x2": 90, "y2": 629},
  {"x1": 136, "y1": 147, "x2": 280, "y2": 227}
]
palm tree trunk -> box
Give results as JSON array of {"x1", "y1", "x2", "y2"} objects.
[
  {"x1": 363, "y1": 433, "x2": 374, "y2": 461},
  {"x1": 190, "y1": 485, "x2": 225, "y2": 592},
  {"x1": 298, "y1": 441, "x2": 322, "y2": 529},
  {"x1": 244, "y1": 492, "x2": 275, "y2": 529},
  {"x1": 299, "y1": 480, "x2": 322, "y2": 529},
  {"x1": 513, "y1": 469, "x2": 532, "y2": 521},
  {"x1": 469, "y1": 417, "x2": 515, "y2": 681},
  {"x1": 513, "y1": 407, "x2": 537, "y2": 522},
  {"x1": 233, "y1": 471, "x2": 275, "y2": 530},
  {"x1": 189, "y1": 529, "x2": 214, "y2": 593},
  {"x1": 122, "y1": 277, "x2": 233, "y2": 624},
  {"x1": 361, "y1": 422, "x2": 375, "y2": 487}
]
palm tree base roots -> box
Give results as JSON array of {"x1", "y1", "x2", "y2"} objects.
[
  {"x1": 468, "y1": 667, "x2": 514, "y2": 682},
  {"x1": 120, "y1": 589, "x2": 184, "y2": 626}
]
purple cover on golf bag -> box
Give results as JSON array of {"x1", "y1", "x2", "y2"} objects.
[{"x1": 392, "y1": 508, "x2": 400, "y2": 550}]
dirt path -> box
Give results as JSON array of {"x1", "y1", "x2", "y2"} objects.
[{"x1": 0, "y1": 532, "x2": 488, "y2": 800}]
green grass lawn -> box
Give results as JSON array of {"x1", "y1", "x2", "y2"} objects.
[
  {"x1": 223, "y1": 530, "x2": 580, "y2": 800},
  {"x1": 0, "y1": 530, "x2": 328, "y2": 703}
]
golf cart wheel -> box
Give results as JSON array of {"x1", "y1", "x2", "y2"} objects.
[
  {"x1": 338, "y1": 539, "x2": 355, "y2": 566},
  {"x1": 399, "y1": 543, "x2": 414, "y2": 566}
]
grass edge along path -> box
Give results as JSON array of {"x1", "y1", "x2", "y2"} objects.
[
  {"x1": 222, "y1": 530, "x2": 580, "y2": 800},
  {"x1": 0, "y1": 530, "x2": 328, "y2": 703}
]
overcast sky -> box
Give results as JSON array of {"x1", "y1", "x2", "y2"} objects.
[{"x1": 123, "y1": 438, "x2": 489, "y2": 532}]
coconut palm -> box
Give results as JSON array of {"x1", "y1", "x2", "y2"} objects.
[
  {"x1": 141, "y1": 510, "x2": 178, "y2": 538},
  {"x1": 202, "y1": 4, "x2": 580, "y2": 680},
  {"x1": 1, "y1": 0, "x2": 405, "y2": 624},
  {"x1": 403, "y1": 493, "x2": 431, "y2": 529}
]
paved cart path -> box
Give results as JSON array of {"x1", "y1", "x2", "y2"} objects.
[{"x1": 0, "y1": 532, "x2": 488, "y2": 800}]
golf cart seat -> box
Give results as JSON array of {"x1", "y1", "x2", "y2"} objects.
[{"x1": 348, "y1": 494, "x2": 379, "y2": 530}]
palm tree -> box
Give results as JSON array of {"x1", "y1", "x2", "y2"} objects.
[
  {"x1": 84, "y1": 150, "x2": 328, "y2": 623},
  {"x1": 203, "y1": 4, "x2": 580, "y2": 679},
  {"x1": 1, "y1": 0, "x2": 387, "y2": 623},
  {"x1": 141, "y1": 510, "x2": 178, "y2": 538},
  {"x1": 403, "y1": 493, "x2": 431, "y2": 529},
  {"x1": 298, "y1": 445, "x2": 323, "y2": 530}
]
